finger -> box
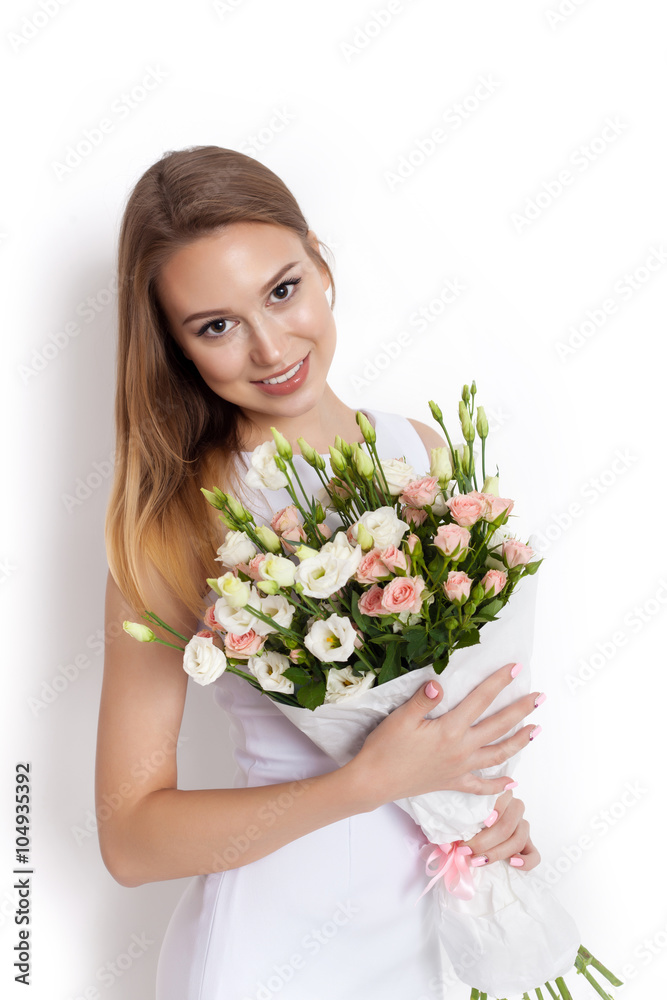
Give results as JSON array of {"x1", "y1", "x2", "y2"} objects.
[
  {"x1": 463, "y1": 797, "x2": 524, "y2": 855},
  {"x1": 456, "y1": 771, "x2": 519, "y2": 798},
  {"x1": 468, "y1": 818, "x2": 530, "y2": 867},
  {"x1": 471, "y1": 690, "x2": 545, "y2": 747},
  {"x1": 450, "y1": 661, "x2": 524, "y2": 728},
  {"x1": 509, "y1": 832, "x2": 541, "y2": 872},
  {"x1": 469, "y1": 720, "x2": 541, "y2": 771}
]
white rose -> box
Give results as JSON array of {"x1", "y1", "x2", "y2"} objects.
[
  {"x1": 294, "y1": 551, "x2": 357, "y2": 599},
  {"x1": 183, "y1": 635, "x2": 227, "y2": 686},
  {"x1": 429, "y1": 489, "x2": 449, "y2": 517},
  {"x1": 215, "y1": 586, "x2": 266, "y2": 636},
  {"x1": 216, "y1": 571, "x2": 252, "y2": 608},
  {"x1": 304, "y1": 614, "x2": 357, "y2": 663},
  {"x1": 215, "y1": 530, "x2": 258, "y2": 568},
  {"x1": 244, "y1": 441, "x2": 289, "y2": 490},
  {"x1": 248, "y1": 650, "x2": 295, "y2": 694},
  {"x1": 257, "y1": 592, "x2": 295, "y2": 634},
  {"x1": 379, "y1": 457, "x2": 415, "y2": 495},
  {"x1": 324, "y1": 665, "x2": 377, "y2": 703},
  {"x1": 258, "y1": 554, "x2": 296, "y2": 588},
  {"x1": 352, "y1": 506, "x2": 410, "y2": 550}
]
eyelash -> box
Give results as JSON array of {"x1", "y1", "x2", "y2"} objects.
[{"x1": 195, "y1": 275, "x2": 302, "y2": 339}]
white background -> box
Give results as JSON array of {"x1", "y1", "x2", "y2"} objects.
[{"x1": 1, "y1": 0, "x2": 665, "y2": 997}]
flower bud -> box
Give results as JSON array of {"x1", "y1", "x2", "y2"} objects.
[
  {"x1": 430, "y1": 446, "x2": 453, "y2": 484},
  {"x1": 357, "y1": 410, "x2": 376, "y2": 445},
  {"x1": 255, "y1": 525, "x2": 282, "y2": 554},
  {"x1": 471, "y1": 582, "x2": 486, "y2": 602},
  {"x1": 353, "y1": 446, "x2": 374, "y2": 479},
  {"x1": 273, "y1": 453, "x2": 287, "y2": 472},
  {"x1": 459, "y1": 401, "x2": 475, "y2": 443},
  {"x1": 256, "y1": 579, "x2": 280, "y2": 595},
  {"x1": 476, "y1": 406, "x2": 489, "y2": 441},
  {"x1": 200, "y1": 487, "x2": 224, "y2": 509},
  {"x1": 329, "y1": 446, "x2": 347, "y2": 475},
  {"x1": 123, "y1": 621, "x2": 156, "y2": 642},
  {"x1": 335, "y1": 435, "x2": 353, "y2": 459},
  {"x1": 428, "y1": 399, "x2": 443, "y2": 423},
  {"x1": 356, "y1": 522, "x2": 375, "y2": 551},
  {"x1": 271, "y1": 427, "x2": 293, "y2": 460},
  {"x1": 481, "y1": 474, "x2": 499, "y2": 496},
  {"x1": 462, "y1": 384, "x2": 470, "y2": 406},
  {"x1": 297, "y1": 437, "x2": 317, "y2": 466},
  {"x1": 227, "y1": 495, "x2": 249, "y2": 521},
  {"x1": 207, "y1": 576, "x2": 223, "y2": 596},
  {"x1": 293, "y1": 544, "x2": 319, "y2": 561}
]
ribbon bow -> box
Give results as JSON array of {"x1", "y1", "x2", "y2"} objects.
[{"x1": 414, "y1": 839, "x2": 476, "y2": 904}]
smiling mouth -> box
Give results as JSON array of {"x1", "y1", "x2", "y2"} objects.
[{"x1": 252, "y1": 355, "x2": 307, "y2": 385}]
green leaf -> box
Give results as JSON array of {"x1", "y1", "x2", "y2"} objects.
[
  {"x1": 479, "y1": 597, "x2": 504, "y2": 616},
  {"x1": 453, "y1": 629, "x2": 481, "y2": 650},
  {"x1": 296, "y1": 679, "x2": 326, "y2": 710},
  {"x1": 431, "y1": 654, "x2": 450, "y2": 674},
  {"x1": 377, "y1": 640, "x2": 403, "y2": 684},
  {"x1": 282, "y1": 666, "x2": 312, "y2": 685}
]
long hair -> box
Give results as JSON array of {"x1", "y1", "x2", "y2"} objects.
[{"x1": 104, "y1": 145, "x2": 336, "y2": 622}]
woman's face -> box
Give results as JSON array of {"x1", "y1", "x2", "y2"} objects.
[{"x1": 155, "y1": 221, "x2": 336, "y2": 438}]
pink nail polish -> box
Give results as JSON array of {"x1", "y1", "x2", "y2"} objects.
[
  {"x1": 470, "y1": 855, "x2": 489, "y2": 867},
  {"x1": 484, "y1": 810, "x2": 499, "y2": 828},
  {"x1": 504, "y1": 780, "x2": 519, "y2": 790},
  {"x1": 529, "y1": 725, "x2": 542, "y2": 741},
  {"x1": 459, "y1": 845, "x2": 473, "y2": 856},
  {"x1": 534, "y1": 693, "x2": 547, "y2": 708},
  {"x1": 509, "y1": 855, "x2": 525, "y2": 867},
  {"x1": 425, "y1": 681, "x2": 438, "y2": 699},
  {"x1": 510, "y1": 662, "x2": 523, "y2": 678}
]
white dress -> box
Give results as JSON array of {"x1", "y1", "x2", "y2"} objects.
[{"x1": 155, "y1": 407, "x2": 445, "y2": 1000}]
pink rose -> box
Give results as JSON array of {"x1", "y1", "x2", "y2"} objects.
[
  {"x1": 236, "y1": 553, "x2": 266, "y2": 581},
  {"x1": 358, "y1": 584, "x2": 390, "y2": 617},
  {"x1": 223, "y1": 628, "x2": 265, "y2": 658},
  {"x1": 203, "y1": 604, "x2": 224, "y2": 631},
  {"x1": 484, "y1": 496, "x2": 514, "y2": 523},
  {"x1": 288, "y1": 648, "x2": 303, "y2": 662},
  {"x1": 502, "y1": 539, "x2": 535, "y2": 568},
  {"x1": 433, "y1": 524, "x2": 471, "y2": 559},
  {"x1": 356, "y1": 549, "x2": 392, "y2": 585},
  {"x1": 381, "y1": 575, "x2": 426, "y2": 614},
  {"x1": 379, "y1": 545, "x2": 407, "y2": 574},
  {"x1": 445, "y1": 494, "x2": 487, "y2": 526},
  {"x1": 443, "y1": 570, "x2": 473, "y2": 604},
  {"x1": 403, "y1": 506, "x2": 428, "y2": 527},
  {"x1": 196, "y1": 629, "x2": 216, "y2": 639},
  {"x1": 270, "y1": 504, "x2": 302, "y2": 535},
  {"x1": 313, "y1": 523, "x2": 332, "y2": 542},
  {"x1": 480, "y1": 569, "x2": 507, "y2": 597},
  {"x1": 280, "y1": 524, "x2": 308, "y2": 553},
  {"x1": 405, "y1": 533, "x2": 420, "y2": 554},
  {"x1": 399, "y1": 476, "x2": 440, "y2": 509}
]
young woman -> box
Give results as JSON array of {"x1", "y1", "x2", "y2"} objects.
[{"x1": 96, "y1": 145, "x2": 544, "y2": 998}]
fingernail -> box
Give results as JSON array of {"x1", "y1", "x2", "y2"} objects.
[
  {"x1": 425, "y1": 681, "x2": 438, "y2": 699},
  {"x1": 534, "y1": 693, "x2": 547, "y2": 708},
  {"x1": 484, "y1": 810, "x2": 499, "y2": 828},
  {"x1": 504, "y1": 780, "x2": 519, "y2": 790},
  {"x1": 470, "y1": 855, "x2": 489, "y2": 867},
  {"x1": 529, "y1": 725, "x2": 542, "y2": 741},
  {"x1": 510, "y1": 662, "x2": 523, "y2": 678},
  {"x1": 459, "y1": 845, "x2": 473, "y2": 856},
  {"x1": 509, "y1": 855, "x2": 525, "y2": 867}
]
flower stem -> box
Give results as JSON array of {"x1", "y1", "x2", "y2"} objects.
[
  {"x1": 152, "y1": 637, "x2": 187, "y2": 652},
  {"x1": 555, "y1": 977, "x2": 573, "y2": 1000},
  {"x1": 577, "y1": 945, "x2": 623, "y2": 986},
  {"x1": 141, "y1": 610, "x2": 190, "y2": 642}
]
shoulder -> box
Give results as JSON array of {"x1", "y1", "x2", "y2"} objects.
[{"x1": 406, "y1": 417, "x2": 448, "y2": 453}]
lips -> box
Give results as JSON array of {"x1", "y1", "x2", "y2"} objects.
[{"x1": 251, "y1": 354, "x2": 308, "y2": 382}]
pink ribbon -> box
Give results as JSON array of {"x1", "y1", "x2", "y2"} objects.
[{"x1": 414, "y1": 839, "x2": 476, "y2": 904}]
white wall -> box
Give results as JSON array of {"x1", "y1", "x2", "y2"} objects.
[{"x1": 2, "y1": 0, "x2": 665, "y2": 997}]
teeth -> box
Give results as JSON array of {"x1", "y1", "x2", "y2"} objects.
[{"x1": 261, "y1": 359, "x2": 304, "y2": 384}]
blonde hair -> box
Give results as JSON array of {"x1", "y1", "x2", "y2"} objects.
[{"x1": 104, "y1": 145, "x2": 336, "y2": 621}]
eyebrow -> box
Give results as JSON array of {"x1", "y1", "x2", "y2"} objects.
[{"x1": 182, "y1": 260, "x2": 301, "y2": 326}]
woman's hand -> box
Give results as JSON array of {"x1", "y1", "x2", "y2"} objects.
[
  {"x1": 350, "y1": 660, "x2": 543, "y2": 808},
  {"x1": 461, "y1": 789, "x2": 541, "y2": 871}
]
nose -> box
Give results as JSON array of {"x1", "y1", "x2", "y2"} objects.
[{"x1": 246, "y1": 314, "x2": 292, "y2": 368}]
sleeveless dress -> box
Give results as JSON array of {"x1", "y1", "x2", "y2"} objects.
[{"x1": 155, "y1": 408, "x2": 446, "y2": 1000}]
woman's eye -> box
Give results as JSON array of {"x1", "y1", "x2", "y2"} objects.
[
  {"x1": 195, "y1": 276, "x2": 301, "y2": 339},
  {"x1": 269, "y1": 276, "x2": 301, "y2": 302},
  {"x1": 197, "y1": 318, "x2": 233, "y2": 339}
]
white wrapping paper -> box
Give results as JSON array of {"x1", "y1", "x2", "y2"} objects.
[{"x1": 273, "y1": 568, "x2": 581, "y2": 996}]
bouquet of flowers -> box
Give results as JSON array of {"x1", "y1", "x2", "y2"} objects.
[{"x1": 124, "y1": 383, "x2": 622, "y2": 1000}]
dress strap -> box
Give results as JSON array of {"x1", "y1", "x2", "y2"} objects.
[{"x1": 360, "y1": 407, "x2": 431, "y2": 471}]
